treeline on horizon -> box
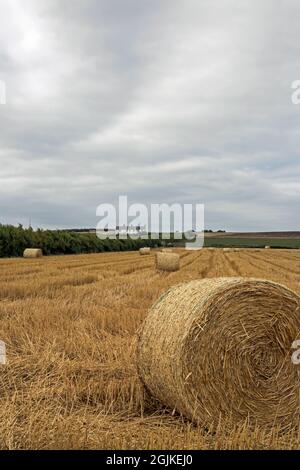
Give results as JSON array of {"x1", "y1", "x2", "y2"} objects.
[{"x1": 0, "y1": 225, "x2": 163, "y2": 258}]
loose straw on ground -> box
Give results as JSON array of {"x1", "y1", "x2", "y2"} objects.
[{"x1": 137, "y1": 277, "x2": 300, "y2": 431}]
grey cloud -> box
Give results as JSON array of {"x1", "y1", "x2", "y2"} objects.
[{"x1": 0, "y1": 0, "x2": 300, "y2": 230}]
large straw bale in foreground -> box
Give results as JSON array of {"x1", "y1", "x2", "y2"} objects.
[
  {"x1": 138, "y1": 277, "x2": 300, "y2": 431},
  {"x1": 155, "y1": 253, "x2": 180, "y2": 272},
  {"x1": 139, "y1": 247, "x2": 151, "y2": 255},
  {"x1": 23, "y1": 248, "x2": 43, "y2": 258}
]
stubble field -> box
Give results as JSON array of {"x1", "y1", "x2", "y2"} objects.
[{"x1": 0, "y1": 248, "x2": 300, "y2": 449}]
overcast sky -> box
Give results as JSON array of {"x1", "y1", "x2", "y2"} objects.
[{"x1": 0, "y1": 0, "x2": 300, "y2": 231}]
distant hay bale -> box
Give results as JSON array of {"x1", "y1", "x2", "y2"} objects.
[
  {"x1": 23, "y1": 248, "x2": 43, "y2": 259},
  {"x1": 223, "y1": 248, "x2": 233, "y2": 252},
  {"x1": 155, "y1": 253, "x2": 180, "y2": 272},
  {"x1": 139, "y1": 247, "x2": 151, "y2": 255},
  {"x1": 137, "y1": 277, "x2": 300, "y2": 431},
  {"x1": 265, "y1": 246, "x2": 271, "y2": 249},
  {"x1": 208, "y1": 247, "x2": 215, "y2": 251}
]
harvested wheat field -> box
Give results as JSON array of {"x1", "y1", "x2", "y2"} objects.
[{"x1": 1, "y1": 248, "x2": 300, "y2": 449}]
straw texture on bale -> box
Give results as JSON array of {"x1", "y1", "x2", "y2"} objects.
[
  {"x1": 161, "y1": 248, "x2": 173, "y2": 253},
  {"x1": 23, "y1": 248, "x2": 43, "y2": 258},
  {"x1": 139, "y1": 247, "x2": 151, "y2": 255},
  {"x1": 137, "y1": 277, "x2": 300, "y2": 431},
  {"x1": 155, "y1": 253, "x2": 180, "y2": 272}
]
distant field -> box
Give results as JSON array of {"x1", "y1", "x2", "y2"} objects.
[
  {"x1": 206, "y1": 231, "x2": 300, "y2": 238},
  {"x1": 204, "y1": 237, "x2": 300, "y2": 249},
  {"x1": 1, "y1": 248, "x2": 300, "y2": 449}
]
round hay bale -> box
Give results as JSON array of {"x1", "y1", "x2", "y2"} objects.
[
  {"x1": 139, "y1": 247, "x2": 151, "y2": 255},
  {"x1": 155, "y1": 253, "x2": 180, "y2": 272},
  {"x1": 137, "y1": 277, "x2": 300, "y2": 431},
  {"x1": 265, "y1": 246, "x2": 271, "y2": 249},
  {"x1": 23, "y1": 248, "x2": 43, "y2": 258},
  {"x1": 223, "y1": 248, "x2": 233, "y2": 252}
]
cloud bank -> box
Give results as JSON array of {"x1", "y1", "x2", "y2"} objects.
[{"x1": 0, "y1": 0, "x2": 300, "y2": 230}]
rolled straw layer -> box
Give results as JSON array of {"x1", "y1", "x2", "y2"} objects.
[
  {"x1": 155, "y1": 253, "x2": 180, "y2": 272},
  {"x1": 139, "y1": 247, "x2": 151, "y2": 255},
  {"x1": 138, "y1": 277, "x2": 300, "y2": 431},
  {"x1": 23, "y1": 248, "x2": 43, "y2": 258}
]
